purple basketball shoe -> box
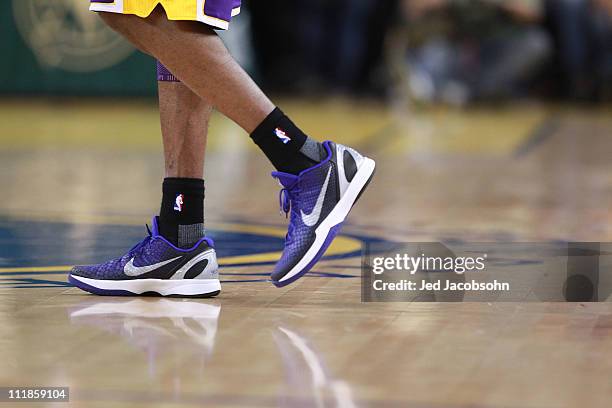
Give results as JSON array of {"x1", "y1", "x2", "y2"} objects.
[
  {"x1": 69, "y1": 217, "x2": 220, "y2": 297},
  {"x1": 271, "y1": 141, "x2": 375, "y2": 287}
]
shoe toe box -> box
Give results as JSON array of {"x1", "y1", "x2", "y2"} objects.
[{"x1": 70, "y1": 259, "x2": 125, "y2": 280}]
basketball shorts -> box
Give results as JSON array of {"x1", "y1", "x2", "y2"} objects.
[{"x1": 89, "y1": 0, "x2": 241, "y2": 30}]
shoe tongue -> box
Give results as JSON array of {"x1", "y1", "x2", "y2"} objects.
[
  {"x1": 151, "y1": 216, "x2": 161, "y2": 237},
  {"x1": 271, "y1": 171, "x2": 299, "y2": 188}
]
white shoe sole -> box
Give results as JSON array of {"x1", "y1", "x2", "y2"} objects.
[{"x1": 69, "y1": 274, "x2": 221, "y2": 297}]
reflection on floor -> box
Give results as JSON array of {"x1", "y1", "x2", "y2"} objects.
[{"x1": 68, "y1": 298, "x2": 358, "y2": 407}]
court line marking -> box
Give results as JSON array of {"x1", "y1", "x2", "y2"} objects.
[
  {"x1": 0, "y1": 249, "x2": 366, "y2": 274},
  {"x1": 514, "y1": 115, "x2": 559, "y2": 158},
  {"x1": 0, "y1": 214, "x2": 365, "y2": 271},
  {"x1": 0, "y1": 266, "x2": 72, "y2": 273}
]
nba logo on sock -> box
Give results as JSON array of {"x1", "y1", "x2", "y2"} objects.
[
  {"x1": 174, "y1": 194, "x2": 184, "y2": 212},
  {"x1": 274, "y1": 128, "x2": 291, "y2": 144}
]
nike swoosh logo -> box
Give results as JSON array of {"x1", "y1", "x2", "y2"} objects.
[
  {"x1": 301, "y1": 167, "x2": 332, "y2": 227},
  {"x1": 124, "y1": 256, "x2": 182, "y2": 277}
]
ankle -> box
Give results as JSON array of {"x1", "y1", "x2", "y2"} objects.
[
  {"x1": 250, "y1": 107, "x2": 325, "y2": 175},
  {"x1": 159, "y1": 177, "x2": 205, "y2": 247}
]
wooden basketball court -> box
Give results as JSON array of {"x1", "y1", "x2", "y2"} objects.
[{"x1": 1, "y1": 99, "x2": 611, "y2": 407}]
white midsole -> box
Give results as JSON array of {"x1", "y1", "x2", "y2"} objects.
[
  {"x1": 71, "y1": 275, "x2": 221, "y2": 296},
  {"x1": 278, "y1": 157, "x2": 376, "y2": 282}
]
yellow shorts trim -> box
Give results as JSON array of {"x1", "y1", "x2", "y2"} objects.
[
  {"x1": 89, "y1": 0, "x2": 240, "y2": 30},
  {"x1": 124, "y1": 0, "x2": 195, "y2": 20}
]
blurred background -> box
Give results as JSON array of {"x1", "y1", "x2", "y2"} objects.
[{"x1": 2, "y1": 0, "x2": 612, "y2": 103}]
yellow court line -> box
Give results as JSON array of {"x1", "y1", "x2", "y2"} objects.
[
  {"x1": 0, "y1": 211, "x2": 363, "y2": 274},
  {"x1": 0, "y1": 236, "x2": 360, "y2": 274},
  {"x1": 0, "y1": 242, "x2": 352, "y2": 274},
  {"x1": 0, "y1": 213, "x2": 362, "y2": 260},
  {"x1": 0, "y1": 266, "x2": 72, "y2": 273},
  {"x1": 380, "y1": 106, "x2": 549, "y2": 155},
  {"x1": 0, "y1": 234, "x2": 361, "y2": 274}
]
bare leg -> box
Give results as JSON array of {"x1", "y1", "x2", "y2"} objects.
[
  {"x1": 159, "y1": 81, "x2": 212, "y2": 178},
  {"x1": 100, "y1": 8, "x2": 274, "y2": 133},
  {"x1": 156, "y1": 78, "x2": 210, "y2": 245},
  {"x1": 110, "y1": 22, "x2": 211, "y2": 180},
  {"x1": 100, "y1": 7, "x2": 324, "y2": 175}
]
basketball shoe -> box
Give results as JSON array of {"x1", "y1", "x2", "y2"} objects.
[
  {"x1": 69, "y1": 217, "x2": 220, "y2": 297},
  {"x1": 271, "y1": 141, "x2": 375, "y2": 287}
]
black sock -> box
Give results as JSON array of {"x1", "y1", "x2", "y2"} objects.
[
  {"x1": 159, "y1": 178, "x2": 205, "y2": 248},
  {"x1": 250, "y1": 107, "x2": 326, "y2": 174}
]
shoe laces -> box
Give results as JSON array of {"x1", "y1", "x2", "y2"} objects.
[
  {"x1": 277, "y1": 182, "x2": 301, "y2": 243},
  {"x1": 127, "y1": 224, "x2": 153, "y2": 257}
]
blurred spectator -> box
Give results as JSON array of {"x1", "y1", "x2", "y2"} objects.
[
  {"x1": 246, "y1": 0, "x2": 612, "y2": 103},
  {"x1": 395, "y1": 0, "x2": 552, "y2": 105},
  {"x1": 545, "y1": 0, "x2": 612, "y2": 101},
  {"x1": 248, "y1": 0, "x2": 396, "y2": 96}
]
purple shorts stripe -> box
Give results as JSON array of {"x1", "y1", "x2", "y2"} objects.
[
  {"x1": 204, "y1": 0, "x2": 240, "y2": 22},
  {"x1": 157, "y1": 61, "x2": 180, "y2": 82}
]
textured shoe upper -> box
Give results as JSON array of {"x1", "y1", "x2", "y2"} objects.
[
  {"x1": 271, "y1": 141, "x2": 340, "y2": 278},
  {"x1": 71, "y1": 217, "x2": 216, "y2": 281}
]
